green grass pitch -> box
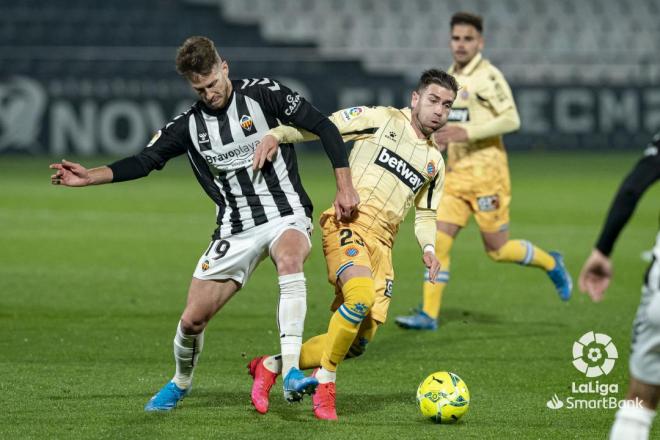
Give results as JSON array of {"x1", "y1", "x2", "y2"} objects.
[{"x1": 1, "y1": 152, "x2": 658, "y2": 439}]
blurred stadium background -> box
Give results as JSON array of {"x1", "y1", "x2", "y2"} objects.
[{"x1": 2, "y1": 0, "x2": 659, "y2": 155}]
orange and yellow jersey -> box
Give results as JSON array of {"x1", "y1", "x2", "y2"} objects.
[
  {"x1": 270, "y1": 106, "x2": 444, "y2": 249},
  {"x1": 446, "y1": 53, "x2": 520, "y2": 182}
]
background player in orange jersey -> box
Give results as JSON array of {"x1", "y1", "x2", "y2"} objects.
[{"x1": 395, "y1": 12, "x2": 573, "y2": 331}]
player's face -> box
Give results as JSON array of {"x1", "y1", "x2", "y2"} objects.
[
  {"x1": 410, "y1": 84, "x2": 456, "y2": 137},
  {"x1": 450, "y1": 24, "x2": 483, "y2": 68},
  {"x1": 188, "y1": 61, "x2": 231, "y2": 109}
]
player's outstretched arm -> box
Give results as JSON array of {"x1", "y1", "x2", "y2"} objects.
[
  {"x1": 49, "y1": 160, "x2": 113, "y2": 187},
  {"x1": 579, "y1": 142, "x2": 660, "y2": 302},
  {"x1": 254, "y1": 133, "x2": 359, "y2": 220},
  {"x1": 578, "y1": 249, "x2": 612, "y2": 302}
]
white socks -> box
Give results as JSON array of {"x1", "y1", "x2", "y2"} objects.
[
  {"x1": 277, "y1": 273, "x2": 307, "y2": 377},
  {"x1": 172, "y1": 321, "x2": 204, "y2": 390},
  {"x1": 263, "y1": 355, "x2": 282, "y2": 374},
  {"x1": 315, "y1": 367, "x2": 336, "y2": 384},
  {"x1": 610, "y1": 403, "x2": 656, "y2": 440}
]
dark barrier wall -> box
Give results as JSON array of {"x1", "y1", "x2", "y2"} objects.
[{"x1": 2, "y1": 73, "x2": 658, "y2": 155}]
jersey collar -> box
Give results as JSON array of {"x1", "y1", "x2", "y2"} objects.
[{"x1": 449, "y1": 52, "x2": 483, "y2": 76}]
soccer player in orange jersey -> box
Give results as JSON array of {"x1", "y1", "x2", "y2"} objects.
[
  {"x1": 395, "y1": 12, "x2": 572, "y2": 331},
  {"x1": 248, "y1": 70, "x2": 459, "y2": 419}
]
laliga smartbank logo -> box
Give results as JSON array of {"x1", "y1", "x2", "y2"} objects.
[
  {"x1": 572, "y1": 331, "x2": 618, "y2": 377},
  {"x1": 545, "y1": 331, "x2": 642, "y2": 410}
]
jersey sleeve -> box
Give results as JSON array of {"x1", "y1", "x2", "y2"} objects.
[
  {"x1": 237, "y1": 78, "x2": 325, "y2": 131},
  {"x1": 464, "y1": 67, "x2": 521, "y2": 141},
  {"x1": 475, "y1": 67, "x2": 517, "y2": 116},
  {"x1": 239, "y1": 78, "x2": 349, "y2": 167},
  {"x1": 595, "y1": 135, "x2": 660, "y2": 255},
  {"x1": 269, "y1": 106, "x2": 387, "y2": 144},
  {"x1": 415, "y1": 159, "x2": 445, "y2": 211},
  {"x1": 413, "y1": 159, "x2": 445, "y2": 250},
  {"x1": 108, "y1": 111, "x2": 190, "y2": 182}
]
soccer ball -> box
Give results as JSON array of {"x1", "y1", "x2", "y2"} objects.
[{"x1": 416, "y1": 371, "x2": 470, "y2": 423}]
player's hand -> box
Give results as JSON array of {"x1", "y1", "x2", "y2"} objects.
[
  {"x1": 431, "y1": 130, "x2": 448, "y2": 152},
  {"x1": 578, "y1": 248, "x2": 613, "y2": 302},
  {"x1": 333, "y1": 187, "x2": 360, "y2": 222},
  {"x1": 253, "y1": 134, "x2": 279, "y2": 170},
  {"x1": 332, "y1": 167, "x2": 359, "y2": 221},
  {"x1": 49, "y1": 159, "x2": 93, "y2": 187},
  {"x1": 434, "y1": 125, "x2": 468, "y2": 144},
  {"x1": 423, "y1": 251, "x2": 440, "y2": 284}
]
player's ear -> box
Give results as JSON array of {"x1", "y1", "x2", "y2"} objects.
[
  {"x1": 220, "y1": 60, "x2": 229, "y2": 78},
  {"x1": 411, "y1": 90, "x2": 420, "y2": 108}
]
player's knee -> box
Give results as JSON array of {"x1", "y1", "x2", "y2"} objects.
[
  {"x1": 274, "y1": 253, "x2": 304, "y2": 275},
  {"x1": 180, "y1": 317, "x2": 208, "y2": 334}
]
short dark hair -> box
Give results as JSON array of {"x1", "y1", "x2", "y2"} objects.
[
  {"x1": 175, "y1": 36, "x2": 221, "y2": 78},
  {"x1": 417, "y1": 69, "x2": 459, "y2": 96},
  {"x1": 451, "y1": 12, "x2": 483, "y2": 33}
]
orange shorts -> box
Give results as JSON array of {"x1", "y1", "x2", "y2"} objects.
[
  {"x1": 437, "y1": 165, "x2": 511, "y2": 233},
  {"x1": 320, "y1": 214, "x2": 394, "y2": 324}
]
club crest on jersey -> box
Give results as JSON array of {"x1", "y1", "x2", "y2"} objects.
[
  {"x1": 374, "y1": 147, "x2": 425, "y2": 193},
  {"x1": 341, "y1": 106, "x2": 364, "y2": 122},
  {"x1": 201, "y1": 260, "x2": 210, "y2": 271},
  {"x1": 345, "y1": 247, "x2": 359, "y2": 257},
  {"x1": 426, "y1": 161, "x2": 436, "y2": 176},
  {"x1": 240, "y1": 115, "x2": 254, "y2": 131}
]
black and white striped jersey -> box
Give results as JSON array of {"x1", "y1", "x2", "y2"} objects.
[{"x1": 111, "y1": 78, "x2": 333, "y2": 239}]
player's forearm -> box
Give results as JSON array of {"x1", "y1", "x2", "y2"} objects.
[
  {"x1": 333, "y1": 167, "x2": 354, "y2": 192},
  {"x1": 313, "y1": 118, "x2": 350, "y2": 168},
  {"x1": 268, "y1": 125, "x2": 316, "y2": 144},
  {"x1": 464, "y1": 108, "x2": 520, "y2": 141},
  {"x1": 414, "y1": 208, "x2": 437, "y2": 252},
  {"x1": 595, "y1": 156, "x2": 660, "y2": 256},
  {"x1": 107, "y1": 156, "x2": 151, "y2": 182},
  {"x1": 87, "y1": 166, "x2": 114, "y2": 185}
]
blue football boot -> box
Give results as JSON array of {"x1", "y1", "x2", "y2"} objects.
[
  {"x1": 283, "y1": 367, "x2": 318, "y2": 402},
  {"x1": 547, "y1": 251, "x2": 573, "y2": 301},
  {"x1": 144, "y1": 381, "x2": 190, "y2": 412},
  {"x1": 394, "y1": 309, "x2": 438, "y2": 330}
]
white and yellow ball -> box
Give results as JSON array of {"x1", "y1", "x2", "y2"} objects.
[{"x1": 416, "y1": 371, "x2": 470, "y2": 423}]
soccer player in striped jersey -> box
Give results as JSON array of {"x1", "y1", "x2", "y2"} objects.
[
  {"x1": 579, "y1": 134, "x2": 660, "y2": 440},
  {"x1": 247, "y1": 69, "x2": 458, "y2": 419},
  {"x1": 396, "y1": 12, "x2": 572, "y2": 331},
  {"x1": 49, "y1": 36, "x2": 359, "y2": 411}
]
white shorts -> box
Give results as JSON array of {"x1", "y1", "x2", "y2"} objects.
[
  {"x1": 192, "y1": 214, "x2": 313, "y2": 286},
  {"x1": 630, "y1": 255, "x2": 660, "y2": 385}
]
